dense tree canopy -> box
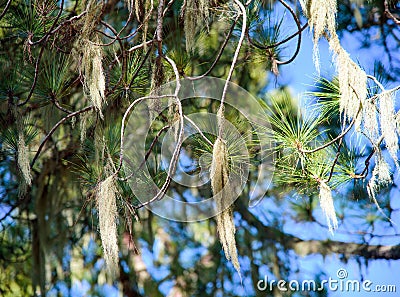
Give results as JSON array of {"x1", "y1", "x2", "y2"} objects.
[{"x1": 1, "y1": 0, "x2": 400, "y2": 296}]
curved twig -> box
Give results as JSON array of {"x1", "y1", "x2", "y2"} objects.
[
  {"x1": 0, "y1": 0, "x2": 12, "y2": 22},
  {"x1": 184, "y1": 115, "x2": 214, "y2": 146},
  {"x1": 384, "y1": 0, "x2": 400, "y2": 25},
  {"x1": 186, "y1": 15, "x2": 239, "y2": 80},
  {"x1": 115, "y1": 94, "x2": 176, "y2": 174},
  {"x1": 326, "y1": 137, "x2": 343, "y2": 183},
  {"x1": 300, "y1": 117, "x2": 356, "y2": 154},
  {"x1": 275, "y1": 0, "x2": 302, "y2": 65},
  {"x1": 93, "y1": 0, "x2": 154, "y2": 46},
  {"x1": 17, "y1": 45, "x2": 46, "y2": 106},
  {"x1": 28, "y1": 0, "x2": 65, "y2": 46},
  {"x1": 51, "y1": 97, "x2": 72, "y2": 114},
  {"x1": 31, "y1": 105, "x2": 94, "y2": 167},
  {"x1": 367, "y1": 74, "x2": 385, "y2": 91},
  {"x1": 129, "y1": 56, "x2": 183, "y2": 209},
  {"x1": 246, "y1": 22, "x2": 308, "y2": 50},
  {"x1": 218, "y1": 0, "x2": 247, "y2": 121},
  {"x1": 119, "y1": 125, "x2": 170, "y2": 182}
]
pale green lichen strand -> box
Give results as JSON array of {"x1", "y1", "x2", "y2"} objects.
[
  {"x1": 17, "y1": 132, "x2": 32, "y2": 187},
  {"x1": 379, "y1": 91, "x2": 399, "y2": 163},
  {"x1": 210, "y1": 137, "x2": 241, "y2": 275},
  {"x1": 319, "y1": 181, "x2": 338, "y2": 234},
  {"x1": 183, "y1": 0, "x2": 209, "y2": 52},
  {"x1": 97, "y1": 176, "x2": 119, "y2": 275}
]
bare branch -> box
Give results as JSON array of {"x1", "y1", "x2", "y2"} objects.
[
  {"x1": 132, "y1": 55, "x2": 183, "y2": 209},
  {"x1": 300, "y1": 117, "x2": 356, "y2": 154},
  {"x1": 0, "y1": 0, "x2": 12, "y2": 22},
  {"x1": 184, "y1": 115, "x2": 213, "y2": 146},
  {"x1": 218, "y1": 0, "x2": 247, "y2": 133},
  {"x1": 275, "y1": 0, "x2": 302, "y2": 65},
  {"x1": 187, "y1": 15, "x2": 238, "y2": 80}
]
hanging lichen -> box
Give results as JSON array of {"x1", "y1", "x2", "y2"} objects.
[
  {"x1": 12, "y1": 107, "x2": 32, "y2": 195},
  {"x1": 363, "y1": 99, "x2": 379, "y2": 140},
  {"x1": 333, "y1": 44, "x2": 367, "y2": 127},
  {"x1": 123, "y1": 0, "x2": 134, "y2": 15},
  {"x1": 76, "y1": 0, "x2": 106, "y2": 118},
  {"x1": 300, "y1": 0, "x2": 337, "y2": 72},
  {"x1": 379, "y1": 90, "x2": 398, "y2": 163},
  {"x1": 367, "y1": 154, "x2": 392, "y2": 221},
  {"x1": 210, "y1": 137, "x2": 241, "y2": 275},
  {"x1": 300, "y1": 0, "x2": 367, "y2": 127},
  {"x1": 81, "y1": 40, "x2": 106, "y2": 118},
  {"x1": 79, "y1": 110, "x2": 92, "y2": 144},
  {"x1": 318, "y1": 180, "x2": 338, "y2": 234},
  {"x1": 368, "y1": 153, "x2": 392, "y2": 195},
  {"x1": 183, "y1": 0, "x2": 209, "y2": 52},
  {"x1": 97, "y1": 175, "x2": 119, "y2": 275},
  {"x1": 148, "y1": 56, "x2": 165, "y2": 118},
  {"x1": 17, "y1": 132, "x2": 32, "y2": 187}
]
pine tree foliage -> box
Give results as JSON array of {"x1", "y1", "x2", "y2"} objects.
[
  {"x1": 298, "y1": 0, "x2": 400, "y2": 225},
  {"x1": 0, "y1": 0, "x2": 400, "y2": 295}
]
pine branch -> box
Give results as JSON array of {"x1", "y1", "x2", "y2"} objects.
[{"x1": 240, "y1": 203, "x2": 400, "y2": 260}]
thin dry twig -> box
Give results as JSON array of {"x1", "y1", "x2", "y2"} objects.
[
  {"x1": 384, "y1": 0, "x2": 400, "y2": 25},
  {"x1": 31, "y1": 105, "x2": 95, "y2": 166},
  {"x1": 0, "y1": 0, "x2": 12, "y2": 22},
  {"x1": 218, "y1": 0, "x2": 247, "y2": 134}
]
